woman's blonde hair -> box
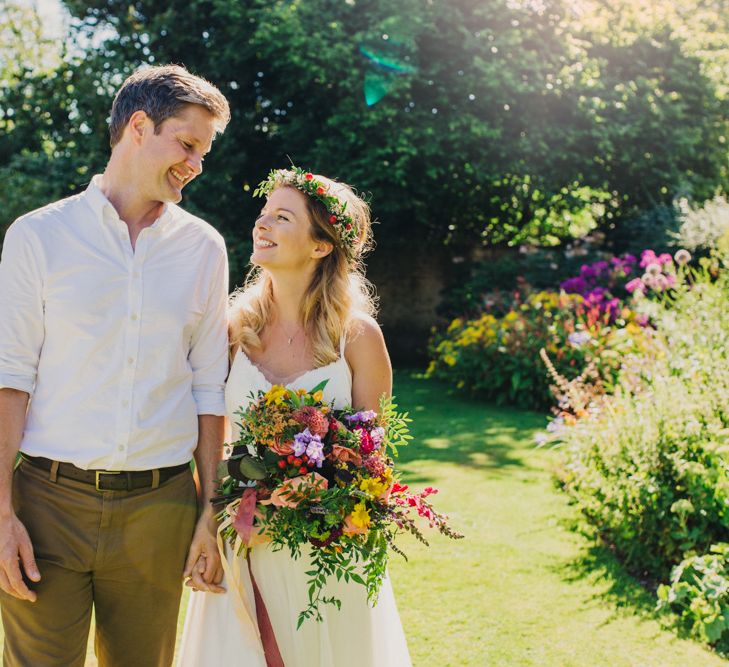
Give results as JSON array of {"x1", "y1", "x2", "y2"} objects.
[{"x1": 229, "y1": 173, "x2": 377, "y2": 366}]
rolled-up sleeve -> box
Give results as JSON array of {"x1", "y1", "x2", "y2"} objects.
[
  {"x1": 0, "y1": 221, "x2": 45, "y2": 394},
  {"x1": 188, "y1": 241, "x2": 229, "y2": 415}
]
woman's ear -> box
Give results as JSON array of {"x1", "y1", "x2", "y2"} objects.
[{"x1": 311, "y1": 240, "x2": 334, "y2": 259}]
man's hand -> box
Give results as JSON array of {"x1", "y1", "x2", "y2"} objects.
[
  {"x1": 0, "y1": 512, "x2": 40, "y2": 601},
  {"x1": 183, "y1": 510, "x2": 225, "y2": 594}
]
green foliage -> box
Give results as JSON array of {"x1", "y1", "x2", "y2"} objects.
[
  {"x1": 555, "y1": 270, "x2": 729, "y2": 591},
  {"x1": 1, "y1": 0, "x2": 727, "y2": 266},
  {"x1": 658, "y1": 544, "x2": 729, "y2": 650}
]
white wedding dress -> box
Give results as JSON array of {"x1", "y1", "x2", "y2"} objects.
[{"x1": 178, "y1": 343, "x2": 412, "y2": 666}]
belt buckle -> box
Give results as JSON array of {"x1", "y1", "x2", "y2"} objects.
[{"x1": 95, "y1": 470, "x2": 121, "y2": 491}]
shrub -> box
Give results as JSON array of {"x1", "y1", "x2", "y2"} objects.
[
  {"x1": 546, "y1": 269, "x2": 729, "y2": 647},
  {"x1": 427, "y1": 289, "x2": 648, "y2": 410},
  {"x1": 673, "y1": 196, "x2": 729, "y2": 253},
  {"x1": 657, "y1": 544, "x2": 729, "y2": 651}
]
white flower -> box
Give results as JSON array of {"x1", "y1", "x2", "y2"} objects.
[{"x1": 674, "y1": 249, "x2": 691, "y2": 266}]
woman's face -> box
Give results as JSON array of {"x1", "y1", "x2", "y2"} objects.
[{"x1": 251, "y1": 186, "x2": 331, "y2": 271}]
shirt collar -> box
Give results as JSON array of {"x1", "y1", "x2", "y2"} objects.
[{"x1": 84, "y1": 175, "x2": 173, "y2": 231}]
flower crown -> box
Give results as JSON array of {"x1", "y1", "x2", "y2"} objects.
[{"x1": 253, "y1": 167, "x2": 360, "y2": 259}]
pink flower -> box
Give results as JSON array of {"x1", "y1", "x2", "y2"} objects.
[
  {"x1": 292, "y1": 406, "x2": 329, "y2": 437},
  {"x1": 640, "y1": 249, "x2": 657, "y2": 268},
  {"x1": 625, "y1": 277, "x2": 645, "y2": 294},
  {"x1": 358, "y1": 427, "x2": 375, "y2": 454}
]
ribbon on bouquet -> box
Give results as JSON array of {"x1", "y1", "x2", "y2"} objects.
[{"x1": 216, "y1": 495, "x2": 266, "y2": 659}]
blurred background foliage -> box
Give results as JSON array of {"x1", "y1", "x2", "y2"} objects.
[{"x1": 1, "y1": 0, "x2": 727, "y2": 357}]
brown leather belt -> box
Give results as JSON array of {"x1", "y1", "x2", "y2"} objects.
[{"x1": 20, "y1": 454, "x2": 190, "y2": 492}]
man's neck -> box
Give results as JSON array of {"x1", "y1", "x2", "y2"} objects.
[{"x1": 99, "y1": 165, "x2": 164, "y2": 229}]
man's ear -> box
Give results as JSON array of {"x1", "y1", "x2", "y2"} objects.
[
  {"x1": 311, "y1": 240, "x2": 334, "y2": 259},
  {"x1": 127, "y1": 110, "x2": 152, "y2": 146}
]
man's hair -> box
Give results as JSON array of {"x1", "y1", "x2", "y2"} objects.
[{"x1": 109, "y1": 64, "x2": 231, "y2": 148}]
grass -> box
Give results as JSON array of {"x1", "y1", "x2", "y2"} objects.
[{"x1": 2, "y1": 371, "x2": 726, "y2": 665}]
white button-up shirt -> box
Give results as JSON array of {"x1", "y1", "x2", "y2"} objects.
[{"x1": 0, "y1": 176, "x2": 229, "y2": 470}]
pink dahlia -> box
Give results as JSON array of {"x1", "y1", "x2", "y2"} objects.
[{"x1": 292, "y1": 406, "x2": 329, "y2": 437}]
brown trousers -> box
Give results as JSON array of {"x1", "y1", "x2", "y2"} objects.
[{"x1": 0, "y1": 459, "x2": 197, "y2": 667}]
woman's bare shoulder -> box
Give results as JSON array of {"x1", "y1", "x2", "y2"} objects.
[{"x1": 345, "y1": 314, "x2": 389, "y2": 366}]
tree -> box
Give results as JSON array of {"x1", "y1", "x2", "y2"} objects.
[{"x1": 2, "y1": 0, "x2": 727, "y2": 263}]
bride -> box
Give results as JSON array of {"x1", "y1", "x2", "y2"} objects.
[{"x1": 177, "y1": 168, "x2": 412, "y2": 666}]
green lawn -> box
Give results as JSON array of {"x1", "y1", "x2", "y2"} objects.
[{"x1": 2, "y1": 372, "x2": 725, "y2": 665}]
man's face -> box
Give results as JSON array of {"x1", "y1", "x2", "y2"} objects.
[{"x1": 137, "y1": 104, "x2": 217, "y2": 205}]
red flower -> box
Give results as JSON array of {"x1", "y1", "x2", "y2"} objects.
[
  {"x1": 316, "y1": 186, "x2": 325, "y2": 195},
  {"x1": 304, "y1": 173, "x2": 314, "y2": 181},
  {"x1": 329, "y1": 215, "x2": 338, "y2": 224},
  {"x1": 345, "y1": 224, "x2": 352, "y2": 231}
]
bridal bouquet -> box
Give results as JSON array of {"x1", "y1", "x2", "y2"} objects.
[{"x1": 214, "y1": 381, "x2": 462, "y2": 627}]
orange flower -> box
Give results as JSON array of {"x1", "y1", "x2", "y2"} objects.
[
  {"x1": 330, "y1": 445, "x2": 362, "y2": 466},
  {"x1": 269, "y1": 439, "x2": 294, "y2": 456},
  {"x1": 260, "y1": 473, "x2": 328, "y2": 508}
]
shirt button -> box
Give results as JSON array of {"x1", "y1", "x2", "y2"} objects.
[
  {"x1": 127, "y1": 357, "x2": 134, "y2": 365},
  {"x1": 118, "y1": 445, "x2": 125, "y2": 451},
  {"x1": 122, "y1": 399, "x2": 129, "y2": 407},
  {"x1": 131, "y1": 314, "x2": 138, "y2": 321}
]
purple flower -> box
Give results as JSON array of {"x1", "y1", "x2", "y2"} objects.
[
  {"x1": 560, "y1": 277, "x2": 587, "y2": 294},
  {"x1": 568, "y1": 331, "x2": 592, "y2": 347},
  {"x1": 305, "y1": 439, "x2": 325, "y2": 468},
  {"x1": 344, "y1": 410, "x2": 377, "y2": 424},
  {"x1": 293, "y1": 428, "x2": 321, "y2": 457},
  {"x1": 585, "y1": 287, "x2": 607, "y2": 304},
  {"x1": 592, "y1": 260, "x2": 609, "y2": 275},
  {"x1": 579, "y1": 264, "x2": 596, "y2": 279},
  {"x1": 605, "y1": 298, "x2": 621, "y2": 315}
]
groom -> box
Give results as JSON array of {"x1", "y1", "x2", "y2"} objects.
[{"x1": 0, "y1": 65, "x2": 230, "y2": 666}]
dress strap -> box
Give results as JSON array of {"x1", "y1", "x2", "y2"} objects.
[{"x1": 339, "y1": 330, "x2": 347, "y2": 358}]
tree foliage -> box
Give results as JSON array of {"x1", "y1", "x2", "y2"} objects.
[{"x1": 1, "y1": 0, "x2": 727, "y2": 266}]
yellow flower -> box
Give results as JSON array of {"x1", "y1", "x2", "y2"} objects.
[
  {"x1": 312, "y1": 390, "x2": 324, "y2": 402},
  {"x1": 359, "y1": 469, "x2": 392, "y2": 498},
  {"x1": 447, "y1": 318, "x2": 463, "y2": 333},
  {"x1": 264, "y1": 385, "x2": 289, "y2": 406},
  {"x1": 349, "y1": 502, "x2": 371, "y2": 529}
]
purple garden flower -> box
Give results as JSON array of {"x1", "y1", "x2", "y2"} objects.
[
  {"x1": 293, "y1": 428, "x2": 320, "y2": 456},
  {"x1": 568, "y1": 331, "x2": 592, "y2": 347},
  {"x1": 344, "y1": 410, "x2": 377, "y2": 424},
  {"x1": 305, "y1": 440, "x2": 325, "y2": 468}
]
